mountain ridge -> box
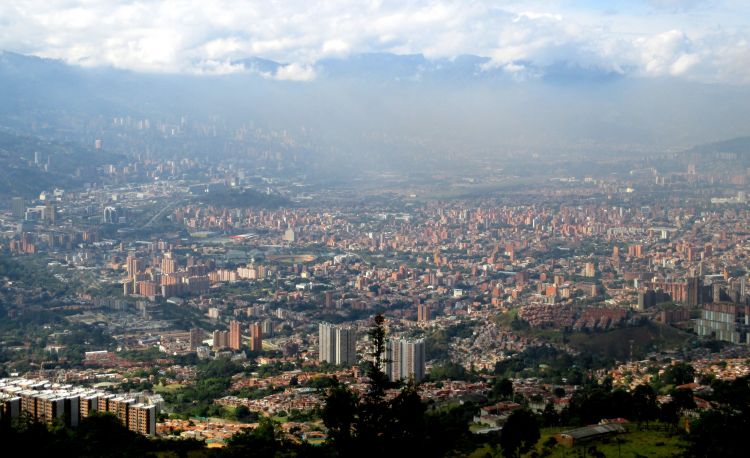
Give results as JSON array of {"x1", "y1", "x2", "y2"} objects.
[
  {"x1": 2, "y1": 50, "x2": 750, "y2": 172},
  {"x1": 0, "y1": 129, "x2": 123, "y2": 198},
  {"x1": 687, "y1": 136, "x2": 750, "y2": 155}
]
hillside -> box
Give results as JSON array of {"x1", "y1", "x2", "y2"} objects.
[
  {"x1": 567, "y1": 322, "x2": 693, "y2": 360},
  {"x1": 0, "y1": 130, "x2": 122, "y2": 197},
  {"x1": 687, "y1": 136, "x2": 750, "y2": 155}
]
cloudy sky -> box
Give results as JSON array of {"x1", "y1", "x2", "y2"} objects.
[{"x1": 0, "y1": 0, "x2": 748, "y2": 83}]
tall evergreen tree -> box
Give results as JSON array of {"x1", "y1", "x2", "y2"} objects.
[{"x1": 354, "y1": 314, "x2": 392, "y2": 455}]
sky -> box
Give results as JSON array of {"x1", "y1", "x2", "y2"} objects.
[{"x1": 0, "y1": 0, "x2": 748, "y2": 83}]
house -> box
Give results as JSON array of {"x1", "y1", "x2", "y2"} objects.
[{"x1": 555, "y1": 424, "x2": 626, "y2": 447}]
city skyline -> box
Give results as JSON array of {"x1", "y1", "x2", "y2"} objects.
[{"x1": 1, "y1": 1, "x2": 750, "y2": 456}]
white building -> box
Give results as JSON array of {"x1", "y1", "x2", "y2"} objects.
[
  {"x1": 386, "y1": 338, "x2": 426, "y2": 382},
  {"x1": 318, "y1": 322, "x2": 357, "y2": 366}
]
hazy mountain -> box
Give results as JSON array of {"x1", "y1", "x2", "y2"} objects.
[
  {"x1": 1, "y1": 50, "x2": 750, "y2": 174},
  {"x1": 0, "y1": 51, "x2": 134, "y2": 121},
  {"x1": 679, "y1": 136, "x2": 750, "y2": 170},
  {"x1": 688, "y1": 137, "x2": 750, "y2": 155},
  {"x1": 0, "y1": 129, "x2": 121, "y2": 197},
  {"x1": 313, "y1": 53, "x2": 624, "y2": 85},
  {"x1": 234, "y1": 57, "x2": 284, "y2": 75}
]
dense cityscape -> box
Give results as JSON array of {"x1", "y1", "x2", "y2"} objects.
[
  {"x1": 2, "y1": 1, "x2": 750, "y2": 457},
  {"x1": 2, "y1": 125, "x2": 750, "y2": 456}
]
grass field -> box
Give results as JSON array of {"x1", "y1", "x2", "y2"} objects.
[
  {"x1": 153, "y1": 383, "x2": 184, "y2": 393},
  {"x1": 531, "y1": 424, "x2": 687, "y2": 458},
  {"x1": 468, "y1": 423, "x2": 688, "y2": 457},
  {"x1": 266, "y1": 254, "x2": 316, "y2": 263}
]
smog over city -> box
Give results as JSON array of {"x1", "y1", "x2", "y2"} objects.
[{"x1": 0, "y1": 1, "x2": 749, "y2": 457}]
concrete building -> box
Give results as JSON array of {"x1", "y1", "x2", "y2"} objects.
[
  {"x1": 249, "y1": 322, "x2": 263, "y2": 352},
  {"x1": 0, "y1": 378, "x2": 155, "y2": 435},
  {"x1": 161, "y1": 252, "x2": 177, "y2": 274},
  {"x1": 102, "y1": 206, "x2": 118, "y2": 224},
  {"x1": 229, "y1": 320, "x2": 242, "y2": 350},
  {"x1": 128, "y1": 403, "x2": 156, "y2": 436},
  {"x1": 584, "y1": 262, "x2": 596, "y2": 278},
  {"x1": 324, "y1": 291, "x2": 333, "y2": 308},
  {"x1": 318, "y1": 322, "x2": 357, "y2": 366},
  {"x1": 212, "y1": 330, "x2": 229, "y2": 350},
  {"x1": 386, "y1": 338, "x2": 426, "y2": 382},
  {"x1": 417, "y1": 303, "x2": 431, "y2": 322},
  {"x1": 189, "y1": 328, "x2": 204, "y2": 351},
  {"x1": 686, "y1": 276, "x2": 705, "y2": 307},
  {"x1": 10, "y1": 197, "x2": 25, "y2": 219},
  {"x1": 695, "y1": 303, "x2": 750, "y2": 344}
]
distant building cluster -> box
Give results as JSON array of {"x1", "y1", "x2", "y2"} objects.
[
  {"x1": 122, "y1": 250, "x2": 273, "y2": 299},
  {"x1": 123, "y1": 251, "x2": 211, "y2": 298},
  {"x1": 0, "y1": 378, "x2": 157, "y2": 436},
  {"x1": 211, "y1": 320, "x2": 263, "y2": 352}
]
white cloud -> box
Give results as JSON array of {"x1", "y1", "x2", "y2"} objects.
[
  {"x1": 635, "y1": 29, "x2": 695, "y2": 76},
  {"x1": 201, "y1": 37, "x2": 245, "y2": 60},
  {"x1": 647, "y1": 0, "x2": 709, "y2": 12},
  {"x1": 0, "y1": 0, "x2": 747, "y2": 83},
  {"x1": 273, "y1": 63, "x2": 317, "y2": 81},
  {"x1": 669, "y1": 53, "x2": 701, "y2": 75},
  {"x1": 706, "y1": 38, "x2": 750, "y2": 85},
  {"x1": 322, "y1": 39, "x2": 351, "y2": 57},
  {"x1": 514, "y1": 11, "x2": 563, "y2": 22}
]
